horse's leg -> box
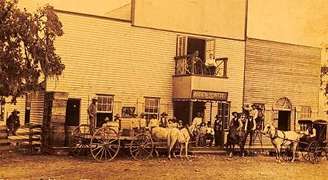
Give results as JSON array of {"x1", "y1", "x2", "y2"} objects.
[
  {"x1": 170, "y1": 138, "x2": 178, "y2": 160},
  {"x1": 179, "y1": 143, "x2": 183, "y2": 158},
  {"x1": 185, "y1": 141, "x2": 189, "y2": 160},
  {"x1": 276, "y1": 145, "x2": 281, "y2": 163},
  {"x1": 229, "y1": 144, "x2": 234, "y2": 158},
  {"x1": 291, "y1": 143, "x2": 297, "y2": 162}
]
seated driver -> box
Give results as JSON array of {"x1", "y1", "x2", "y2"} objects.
[{"x1": 304, "y1": 124, "x2": 317, "y2": 142}]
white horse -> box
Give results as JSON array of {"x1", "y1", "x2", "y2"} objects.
[
  {"x1": 149, "y1": 118, "x2": 175, "y2": 157},
  {"x1": 167, "y1": 123, "x2": 198, "y2": 160},
  {"x1": 263, "y1": 124, "x2": 304, "y2": 162}
]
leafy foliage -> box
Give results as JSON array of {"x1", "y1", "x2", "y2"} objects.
[{"x1": 0, "y1": 0, "x2": 64, "y2": 102}]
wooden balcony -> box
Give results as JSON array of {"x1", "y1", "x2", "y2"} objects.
[
  {"x1": 174, "y1": 56, "x2": 228, "y2": 77},
  {"x1": 173, "y1": 75, "x2": 229, "y2": 101}
]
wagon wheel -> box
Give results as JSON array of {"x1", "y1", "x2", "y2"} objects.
[
  {"x1": 90, "y1": 127, "x2": 120, "y2": 161},
  {"x1": 281, "y1": 146, "x2": 293, "y2": 162},
  {"x1": 321, "y1": 144, "x2": 328, "y2": 160},
  {"x1": 307, "y1": 141, "x2": 320, "y2": 164},
  {"x1": 71, "y1": 124, "x2": 91, "y2": 156},
  {"x1": 130, "y1": 132, "x2": 154, "y2": 160}
]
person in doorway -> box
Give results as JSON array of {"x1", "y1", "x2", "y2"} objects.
[
  {"x1": 190, "y1": 51, "x2": 204, "y2": 74},
  {"x1": 87, "y1": 97, "x2": 97, "y2": 134},
  {"x1": 205, "y1": 53, "x2": 217, "y2": 75},
  {"x1": 214, "y1": 115, "x2": 223, "y2": 146},
  {"x1": 192, "y1": 112, "x2": 203, "y2": 128},
  {"x1": 206, "y1": 121, "x2": 215, "y2": 146},
  {"x1": 6, "y1": 109, "x2": 20, "y2": 135}
]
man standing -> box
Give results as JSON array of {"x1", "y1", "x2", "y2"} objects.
[
  {"x1": 88, "y1": 97, "x2": 97, "y2": 134},
  {"x1": 6, "y1": 109, "x2": 20, "y2": 135}
]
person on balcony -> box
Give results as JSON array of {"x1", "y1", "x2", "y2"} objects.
[
  {"x1": 205, "y1": 53, "x2": 217, "y2": 75},
  {"x1": 190, "y1": 51, "x2": 204, "y2": 75}
]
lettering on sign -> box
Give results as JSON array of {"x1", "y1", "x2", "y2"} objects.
[{"x1": 192, "y1": 90, "x2": 228, "y2": 101}]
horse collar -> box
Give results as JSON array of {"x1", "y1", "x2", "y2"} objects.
[{"x1": 271, "y1": 128, "x2": 279, "y2": 140}]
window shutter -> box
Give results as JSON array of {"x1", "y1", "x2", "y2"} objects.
[
  {"x1": 176, "y1": 35, "x2": 187, "y2": 57},
  {"x1": 205, "y1": 39, "x2": 215, "y2": 61}
]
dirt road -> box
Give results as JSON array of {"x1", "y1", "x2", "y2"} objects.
[{"x1": 0, "y1": 152, "x2": 327, "y2": 180}]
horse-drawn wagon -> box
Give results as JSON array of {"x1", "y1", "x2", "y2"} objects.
[
  {"x1": 70, "y1": 116, "x2": 156, "y2": 161},
  {"x1": 263, "y1": 120, "x2": 328, "y2": 163},
  {"x1": 297, "y1": 119, "x2": 328, "y2": 163}
]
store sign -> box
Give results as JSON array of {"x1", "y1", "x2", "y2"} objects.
[{"x1": 192, "y1": 90, "x2": 228, "y2": 101}]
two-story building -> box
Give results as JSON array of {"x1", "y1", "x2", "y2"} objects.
[{"x1": 0, "y1": 0, "x2": 324, "y2": 146}]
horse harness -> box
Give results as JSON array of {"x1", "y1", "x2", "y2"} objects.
[{"x1": 268, "y1": 128, "x2": 297, "y2": 145}]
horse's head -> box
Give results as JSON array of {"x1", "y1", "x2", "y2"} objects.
[{"x1": 262, "y1": 124, "x2": 275, "y2": 135}]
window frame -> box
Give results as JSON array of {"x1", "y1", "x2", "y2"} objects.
[
  {"x1": 96, "y1": 94, "x2": 114, "y2": 113},
  {"x1": 144, "y1": 97, "x2": 160, "y2": 120},
  {"x1": 217, "y1": 101, "x2": 230, "y2": 130},
  {"x1": 175, "y1": 35, "x2": 221, "y2": 76},
  {"x1": 300, "y1": 106, "x2": 312, "y2": 119}
]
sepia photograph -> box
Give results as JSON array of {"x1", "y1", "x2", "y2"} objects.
[{"x1": 0, "y1": 0, "x2": 328, "y2": 179}]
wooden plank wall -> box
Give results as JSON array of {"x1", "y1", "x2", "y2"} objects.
[
  {"x1": 245, "y1": 38, "x2": 321, "y2": 121},
  {"x1": 46, "y1": 12, "x2": 245, "y2": 125}
]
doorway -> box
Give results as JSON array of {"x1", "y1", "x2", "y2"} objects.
[
  {"x1": 65, "y1": 98, "x2": 80, "y2": 126},
  {"x1": 278, "y1": 111, "x2": 290, "y2": 131},
  {"x1": 173, "y1": 101, "x2": 206, "y2": 125},
  {"x1": 192, "y1": 101, "x2": 206, "y2": 119},
  {"x1": 187, "y1": 37, "x2": 205, "y2": 61}
]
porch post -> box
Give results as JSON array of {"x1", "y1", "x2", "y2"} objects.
[
  {"x1": 210, "y1": 102, "x2": 213, "y2": 123},
  {"x1": 189, "y1": 101, "x2": 193, "y2": 125}
]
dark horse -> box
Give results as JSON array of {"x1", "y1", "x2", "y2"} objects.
[{"x1": 225, "y1": 113, "x2": 247, "y2": 157}]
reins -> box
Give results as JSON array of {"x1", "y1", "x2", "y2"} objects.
[{"x1": 262, "y1": 127, "x2": 300, "y2": 143}]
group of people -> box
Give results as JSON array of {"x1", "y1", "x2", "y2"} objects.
[
  {"x1": 228, "y1": 104, "x2": 264, "y2": 147},
  {"x1": 187, "y1": 51, "x2": 218, "y2": 75}
]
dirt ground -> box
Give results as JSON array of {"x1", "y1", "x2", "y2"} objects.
[{"x1": 0, "y1": 151, "x2": 328, "y2": 180}]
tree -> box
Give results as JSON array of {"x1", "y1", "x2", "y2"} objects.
[{"x1": 0, "y1": 0, "x2": 65, "y2": 103}]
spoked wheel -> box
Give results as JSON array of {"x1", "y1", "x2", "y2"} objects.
[
  {"x1": 320, "y1": 143, "x2": 328, "y2": 161},
  {"x1": 90, "y1": 127, "x2": 120, "y2": 161},
  {"x1": 282, "y1": 147, "x2": 293, "y2": 162},
  {"x1": 71, "y1": 124, "x2": 92, "y2": 156},
  {"x1": 130, "y1": 133, "x2": 154, "y2": 160},
  {"x1": 307, "y1": 141, "x2": 320, "y2": 164}
]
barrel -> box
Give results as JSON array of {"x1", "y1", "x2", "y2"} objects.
[
  {"x1": 65, "y1": 125, "x2": 77, "y2": 147},
  {"x1": 50, "y1": 123, "x2": 65, "y2": 147}
]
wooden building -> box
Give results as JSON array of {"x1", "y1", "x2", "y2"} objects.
[
  {"x1": 1, "y1": 0, "x2": 323, "y2": 147},
  {"x1": 244, "y1": 38, "x2": 321, "y2": 131}
]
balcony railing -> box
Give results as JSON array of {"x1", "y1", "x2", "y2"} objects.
[{"x1": 174, "y1": 56, "x2": 227, "y2": 77}]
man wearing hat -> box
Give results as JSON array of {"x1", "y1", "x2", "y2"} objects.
[
  {"x1": 88, "y1": 97, "x2": 97, "y2": 134},
  {"x1": 6, "y1": 109, "x2": 20, "y2": 135}
]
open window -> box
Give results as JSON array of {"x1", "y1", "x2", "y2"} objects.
[{"x1": 175, "y1": 35, "x2": 223, "y2": 76}]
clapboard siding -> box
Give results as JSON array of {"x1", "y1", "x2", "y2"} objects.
[
  {"x1": 46, "y1": 12, "x2": 245, "y2": 124},
  {"x1": 245, "y1": 38, "x2": 321, "y2": 115},
  {"x1": 30, "y1": 91, "x2": 45, "y2": 125}
]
